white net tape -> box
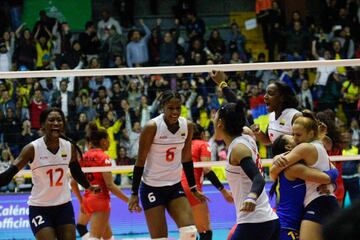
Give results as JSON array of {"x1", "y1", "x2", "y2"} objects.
[{"x1": 1, "y1": 59, "x2": 360, "y2": 79}]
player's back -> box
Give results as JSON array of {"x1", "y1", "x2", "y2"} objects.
[{"x1": 81, "y1": 148, "x2": 112, "y2": 198}]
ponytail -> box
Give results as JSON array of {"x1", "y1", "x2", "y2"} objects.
[{"x1": 60, "y1": 133, "x2": 83, "y2": 160}]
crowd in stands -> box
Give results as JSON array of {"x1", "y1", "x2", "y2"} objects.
[{"x1": 0, "y1": 0, "x2": 359, "y2": 193}]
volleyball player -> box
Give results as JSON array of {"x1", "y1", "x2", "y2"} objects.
[
  {"x1": 0, "y1": 107, "x2": 99, "y2": 240},
  {"x1": 181, "y1": 124, "x2": 233, "y2": 240},
  {"x1": 210, "y1": 70, "x2": 301, "y2": 144},
  {"x1": 270, "y1": 134, "x2": 338, "y2": 240},
  {"x1": 128, "y1": 90, "x2": 208, "y2": 240},
  {"x1": 80, "y1": 122, "x2": 130, "y2": 240},
  {"x1": 270, "y1": 112, "x2": 339, "y2": 240},
  {"x1": 213, "y1": 100, "x2": 279, "y2": 240}
]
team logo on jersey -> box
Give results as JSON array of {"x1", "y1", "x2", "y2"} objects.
[
  {"x1": 61, "y1": 151, "x2": 67, "y2": 159},
  {"x1": 280, "y1": 118, "x2": 286, "y2": 126}
]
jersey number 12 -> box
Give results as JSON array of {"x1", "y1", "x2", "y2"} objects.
[{"x1": 46, "y1": 168, "x2": 64, "y2": 187}]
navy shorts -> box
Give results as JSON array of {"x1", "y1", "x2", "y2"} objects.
[
  {"x1": 140, "y1": 181, "x2": 186, "y2": 210},
  {"x1": 280, "y1": 228, "x2": 299, "y2": 240},
  {"x1": 303, "y1": 196, "x2": 339, "y2": 224},
  {"x1": 29, "y1": 201, "x2": 75, "y2": 235},
  {"x1": 231, "y1": 219, "x2": 280, "y2": 240}
]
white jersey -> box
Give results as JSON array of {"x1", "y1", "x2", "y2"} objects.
[
  {"x1": 304, "y1": 140, "x2": 334, "y2": 206},
  {"x1": 28, "y1": 137, "x2": 72, "y2": 206},
  {"x1": 268, "y1": 108, "x2": 300, "y2": 143},
  {"x1": 142, "y1": 114, "x2": 188, "y2": 187},
  {"x1": 226, "y1": 135, "x2": 278, "y2": 224}
]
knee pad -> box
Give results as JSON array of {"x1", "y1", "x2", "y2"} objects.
[
  {"x1": 179, "y1": 225, "x2": 197, "y2": 240},
  {"x1": 199, "y1": 230, "x2": 212, "y2": 240},
  {"x1": 76, "y1": 224, "x2": 88, "y2": 237}
]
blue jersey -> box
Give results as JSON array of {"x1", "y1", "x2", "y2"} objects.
[{"x1": 276, "y1": 172, "x2": 306, "y2": 231}]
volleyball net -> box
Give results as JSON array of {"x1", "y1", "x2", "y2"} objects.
[{"x1": 1, "y1": 59, "x2": 359, "y2": 178}]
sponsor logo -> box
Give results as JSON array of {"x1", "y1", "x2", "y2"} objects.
[{"x1": 159, "y1": 136, "x2": 167, "y2": 139}]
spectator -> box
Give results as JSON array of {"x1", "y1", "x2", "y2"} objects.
[
  {"x1": 97, "y1": 9, "x2": 122, "y2": 42},
  {"x1": 138, "y1": 95, "x2": 159, "y2": 128},
  {"x1": 227, "y1": 22, "x2": 246, "y2": 59},
  {"x1": 1, "y1": 107, "x2": 21, "y2": 156},
  {"x1": 89, "y1": 76, "x2": 112, "y2": 96},
  {"x1": 0, "y1": 144, "x2": 16, "y2": 192},
  {"x1": 61, "y1": 41, "x2": 85, "y2": 69},
  {"x1": 159, "y1": 19, "x2": 180, "y2": 66},
  {"x1": 34, "y1": 24, "x2": 52, "y2": 70},
  {"x1": 0, "y1": 88, "x2": 16, "y2": 117},
  {"x1": 185, "y1": 10, "x2": 206, "y2": 42},
  {"x1": 297, "y1": 79, "x2": 313, "y2": 111},
  {"x1": 124, "y1": 105, "x2": 141, "y2": 162},
  {"x1": 102, "y1": 25, "x2": 124, "y2": 68},
  {"x1": 32, "y1": 10, "x2": 56, "y2": 40},
  {"x1": 148, "y1": 19, "x2": 162, "y2": 66},
  {"x1": 126, "y1": 19, "x2": 151, "y2": 67},
  {"x1": 14, "y1": 27, "x2": 36, "y2": 70},
  {"x1": 127, "y1": 78, "x2": 142, "y2": 110},
  {"x1": 113, "y1": 0, "x2": 135, "y2": 28},
  {"x1": 73, "y1": 112, "x2": 88, "y2": 144},
  {"x1": 54, "y1": 60, "x2": 84, "y2": 93},
  {"x1": 95, "y1": 115, "x2": 122, "y2": 160},
  {"x1": 110, "y1": 81, "x2": 128, "y2": 110},
  {"x1": 267, "y1": 1, "x2": 285, "y2": 61},
  {"x1": 76, "y1": 90, "x2": 97, "y2": 122},
  {"x1": 0, "y1": 34, "x2": 15, "y2": 72},
  {"x1": 350, "y1": 118, "x2": 360, "y2": 148},
  {"x1": 51, "y1": 79, "x2": 76, "y2": 120},
  {"x1": 283, "y1": 21, "x2": 309, "y2": 60},
  {"x1": 52, "y1": 21, "x2": 72, "y2": 56},
  {"x1": 19, "y1": 119, "x2": 37, "y2": 150},
  {"x1": 207, "y1": 29, "x2": 226, "y2": 56},
  {"x1": 341, "y1": 130, "x2": 360, "y2": 205},
  {"x1": 78, "y1": 21, "x2": 101, "y2": 59},
  {"x1": 317, "y1": 72, "x2": 342, "y2": 111},
  {"x1": 29, "y1": 88, "x2": 48, "y2": 131},
  {"x1": 341, "y1": 70, "x2": 359, "y2": 123}
]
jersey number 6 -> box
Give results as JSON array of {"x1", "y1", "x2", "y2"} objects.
[{"x1": 166, "y1": 147, "x2": 176, "y2": 162}]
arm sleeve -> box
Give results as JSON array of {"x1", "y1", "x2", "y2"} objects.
[
  {"x1": 0, "y1": 165, "x2": 19, "y2": 186},
  {"x1": 239, "y1": 156, "x2": 265, "y2": 197},
  {"x1": 69, "y1": 160, "x2": 90, "y2": 189}
]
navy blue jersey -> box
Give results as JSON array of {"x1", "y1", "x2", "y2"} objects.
[{"x1": 276, "y1": 172, "x2": 306, "y2": 231}]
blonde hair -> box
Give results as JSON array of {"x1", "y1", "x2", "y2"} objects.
[{"x1": 293, "y1": 110, "x2": 319, "y2": 138}]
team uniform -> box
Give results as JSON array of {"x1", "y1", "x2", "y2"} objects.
[
  {"x1": 140, "y1": 114, "x2": 188, "y2": 210},
  {"x1": 268, "y1": 108, "x2": 300, "y2": 143},
  {"x1": 80, "y1": 148, "x2": 112, "y2": 214},
  {"x1": 275, "y1": 172, "x2": 305, "y2": 240},
  {"x1": 226, "y1": 135, "x2": 279, "y2": 240},
  {"x1": 302, "y1": 141, "x2": 339, "y2": 224},
  {"x1": 181, "y1": 139, "x2": 211, "y2": 206},
  {"x1": 28, "y1": 137, "x2": 74, "y2": 235}
]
